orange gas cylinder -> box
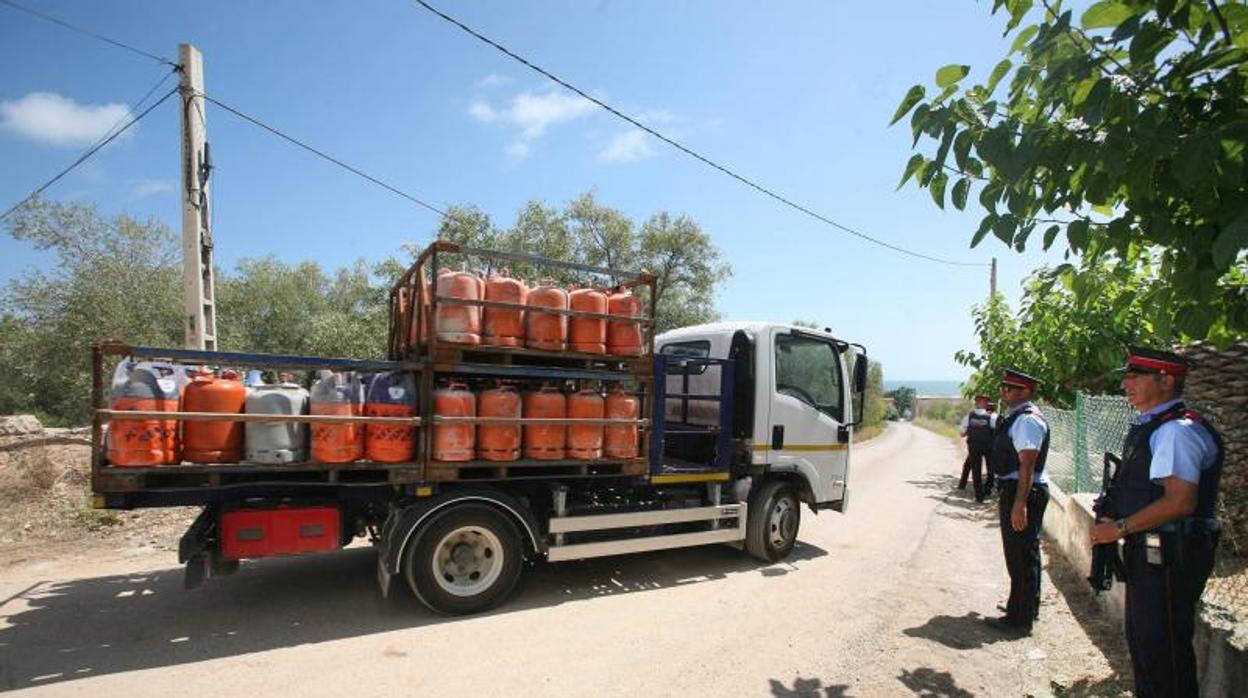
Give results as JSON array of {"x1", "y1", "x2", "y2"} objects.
[
  {"x1": 523, "y1": 385, "x2": 566, "y2": 460},
  {"x1": 607, "y1": 291, "x2": 644, "y2": 357},
  {"x1": 477, "y1": 384, "x2": 521, "y2": 461},
  {"x1": 604, "y1": 387, "x2": 640, "y2": 458},
  {"x1": 568, "y1": 387, "x2": 605, "y2": 460},
  {"x1": 404, "y1": 278, "x2": 432, "y2": 348},
  {"x1": 107, "y1": 363, "x2": 180, "y2": 467},
  {"x1": 365, "y1": 371, "x2": 416, "y2": 463},
  {"x1": 433, "y1": 383, "x2": 476, "y2": 462},
  {"x1": 482, "y1": 271, "x2": 528, "y2": 347},
  {"x1": 435, "y1": 270, "x2": 483, "y2": 345},
  {"x1": 525, "y1": 282, "x2": 568, "y2": 351},
  {"x1": 310, "y1": 371, "x2": 364, "y2": 464},
  {"x1": 568, "y1": 288, "x2": 608, "y2": 354},
  {"x1": 181, "y1": 369, "x2": 246, "y2": 463}
]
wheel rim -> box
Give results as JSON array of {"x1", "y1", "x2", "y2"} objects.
[
  {"x1": 768, "y1": 495, "x2": 797, "y2": 549},
  {"x1": 431, "y1": 525, "x2": 504, "y2": 597}
]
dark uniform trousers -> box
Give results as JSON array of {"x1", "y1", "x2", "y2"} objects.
[
  {"x1": 1123, "y1": 530, "x2": 1217, "y2": 697},
  {"x1": 962, "y1": 412, "x2": 997, "y2": 501},
  {"x1": 960, "y1": 445, "x2": 992, "y2": 501},
  {"x1": 997, "y1": 480, "x2": 1049, "y2": 626}
]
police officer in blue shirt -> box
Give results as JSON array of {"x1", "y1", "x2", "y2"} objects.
[
  {"x1": 1090, "y1": 346, "x2": 1223, "y2": 697},
  {"x1": 985, "y1": 368, "x2": 1050, "y2": 636}
]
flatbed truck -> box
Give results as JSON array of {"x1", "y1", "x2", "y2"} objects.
[{"x1": 90, "y1": 243, "x2": 868, "y2": 614}]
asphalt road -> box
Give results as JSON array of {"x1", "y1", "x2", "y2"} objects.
[{"x1": 0, "y1": 423, "x2": 1131, "y2": 696}]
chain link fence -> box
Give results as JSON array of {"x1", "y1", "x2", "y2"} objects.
[{"x1": 1042, "y1": 393, "x2": 1247, "y2": 620}]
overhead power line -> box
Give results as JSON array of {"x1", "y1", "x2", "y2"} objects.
[
  {"x1": 0, "y1": 86, "x2": 179, "y2": 222},
  {"x1": 197, "y1": 91, "x2": 450, "y2": 218},
  {"x1": 412, "y1": 0, "x2": 988, "y2": 268},
  {"x1": 101, "y1": 64, "x2": 181, "y2": 146},
  {"x1": 0, "y1": 0, "x2": 177, "y2": 67}
]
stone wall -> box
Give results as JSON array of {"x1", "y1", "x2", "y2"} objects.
[{"x1": 1177, "y1": 341, "x2": 1248, "y2": 555}]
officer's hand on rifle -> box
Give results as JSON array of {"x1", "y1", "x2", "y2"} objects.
[{"x1": 1090, "y1": 519, "x2": 1123, "y2": 545}]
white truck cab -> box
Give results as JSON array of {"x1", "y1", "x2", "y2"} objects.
[{"x1": 656, "y1": 322, "x2": 867, "y2": 515}]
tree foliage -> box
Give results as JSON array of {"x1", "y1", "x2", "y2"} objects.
[
  {"x1": 434, "y1": 192, "x2": 732, "y2": 333},
  {"x1": 957, "y1": 254, "x2": 1168, "y2": 406},
  {"x1": 2, "y1": 192, "x2": 732, "y2": 424},
  {"x1": 887, "y1": 386, "x2": 918, "y2": 416},
  {"x1": 0, "y1": 199, "x2": 183, "y2": 424},
  {"x1": 896, "y1": 0, "x2": 1248, "y2": 343},
  {"x1": 863, "y1": 359, "x2": 887, "y2": 428}
]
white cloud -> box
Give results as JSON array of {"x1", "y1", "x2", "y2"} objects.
[
  {"x1": 468, "y1": 100, "x2": 497, "y2": 123},
  {"x1": 508, "y1": 91, "x2": 596, "y2": 139},
  {"x1": 637, "y1": 108, "x2": 678, "y2": 125},
  {"x1": 505, "y1": 141, "x2": 530, "y2": 160},
  {"x1": 131, "y1": 179, "x2": 174, "y2": 198},
  {"x1": 469, "y1": 90, "x2": 597, "y2": 158},
  {"x1": 598, "y1": 130, "x2": 655, "y2": 164},
  {"x1": 476, "y1": 73, "x2": 511, "y2": 88},
  {"x1": 0, "y1": 92, "x2": 132, "y2": 147}
]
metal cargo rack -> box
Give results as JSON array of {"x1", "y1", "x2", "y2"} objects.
[
  {"x1": 90, "y1": 342, "x2": 428, "y2": 507},
  {"x1": 386, "y1": 241, "x2": 664, "y2": 484}
]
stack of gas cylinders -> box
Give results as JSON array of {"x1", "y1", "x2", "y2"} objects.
[
  {"x1": 432, "y1": 381, "x2": 640, "y2": 463},
  {"x1": 106, "y1": 362, "x2": 417, "y2": 467},
  {"x1": 433, "y1": 269, "x2": 645, "y2": 356}
]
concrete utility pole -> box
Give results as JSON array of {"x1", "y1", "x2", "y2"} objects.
[
  {"x1": 180, "y1": 43, "x2": 217, "y2": 350},
  {"x1": 990, "y1": 257, "x2": 997, "y2": 298}
]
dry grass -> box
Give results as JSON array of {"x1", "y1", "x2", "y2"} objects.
[
  {"x1": 853, "y1": 423, "x2": 886, "y2": 443},
  {"x1": 913, "y1": 417, "x2": 961, "y2": 440},
  {"x1": 0, "y1": 437, "x2": 194, "y2": 550}
]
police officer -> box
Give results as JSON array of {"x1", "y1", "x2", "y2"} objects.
[
  {"x1": 985, "y1": 369, "x2": 1050, "y2": 635},
  {"x1": 959, "y1": 395, "x2": 997, "y2": 502},
  {"x1": 1089, "y1": 346, "x2": 1223, "y2": 697}
]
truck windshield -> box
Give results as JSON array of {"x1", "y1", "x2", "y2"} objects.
[{"x1": 775, "y1": 334, "x2": 844, "y2": 421}]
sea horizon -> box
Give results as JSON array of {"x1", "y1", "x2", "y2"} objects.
[{"x1": 883, "y1": 379, "x2": 964, "y2": 397}]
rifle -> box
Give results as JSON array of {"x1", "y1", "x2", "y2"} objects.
[{"x1": 1088, "y1": 452, "x2": 1127, "y2": 592}]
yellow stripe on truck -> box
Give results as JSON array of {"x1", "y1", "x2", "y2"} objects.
[
  {"x1": 649, "y1": 472, "x2": 732, "y2": 484},
  {"x1": 750, "y1": 443, "x2": 849, "y2": 452}
]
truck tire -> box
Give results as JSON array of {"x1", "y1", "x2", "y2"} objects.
[
  {"x1": 745, "y1": 480, "x2": 800, "y2": 563},
  {"x1": 403, "y1": 503, "x2": 524, "y2": 615}
]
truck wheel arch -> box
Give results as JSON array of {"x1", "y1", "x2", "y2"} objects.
[
  {"x1": 382, "y1": 489, "x2": 544, "y2": 576},
  {"x1": 758, "y1": 469, "x2": 819, "y2": 512}
]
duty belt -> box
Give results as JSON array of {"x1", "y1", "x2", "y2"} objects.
[{"x1": 1176, "y1": 517, "x2": 1220, "y2": 535}]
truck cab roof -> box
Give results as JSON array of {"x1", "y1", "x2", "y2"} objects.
[{"x1": 657, "y1": 321, "x2": 846, "y2": 346}]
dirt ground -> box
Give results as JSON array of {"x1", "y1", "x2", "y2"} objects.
[
  {"x1": 0, "y1": 435, "x2": 198, "y2": 563},
  {"x1": 0, "y1": 423, "x2": 1136, "y2": 696}
]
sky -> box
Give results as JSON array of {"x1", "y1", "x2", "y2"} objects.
[{"x1": 0, "y1": 0, "x2": 1076, "y2": 382}]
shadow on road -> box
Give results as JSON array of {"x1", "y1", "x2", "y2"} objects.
[
  {"x1": 900, "y1": 611, "x2": 1017, "y2": 650},
  {"x1": 0, "y1": 541, "x2": 826, "y2": 690},
  {"x1": 906, "y1": 473, "x2": 998, "y2": 528},
  {"x1": 896, "y1": 666, "x2": 975, "y2": 697},
  {"x1": 768, "y1": 676, "x2": 853, "y2": 697}
]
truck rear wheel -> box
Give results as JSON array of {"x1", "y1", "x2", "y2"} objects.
[
  {"x1": 745, "y1": 480, "x2": 800, "y2": 563},
  {"x1": 404, "y1": 504, "x2": 524, "y2": 615}
]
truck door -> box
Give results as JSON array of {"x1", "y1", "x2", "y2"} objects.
[{"x1": 764, "y1": 329, "x2": 848, "y2": 504}]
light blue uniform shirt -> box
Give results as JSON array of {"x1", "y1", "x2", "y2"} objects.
[
  {"x1": 997, "y1": 401, "x2": 1049, "y2": 485},
  {"x1": 1133, "y1": 399, "x2": 1219, "y2": 485}
]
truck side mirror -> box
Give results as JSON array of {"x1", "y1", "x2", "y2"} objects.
[{"x1": 853, "y1": 357, "x2": 868, "y2": 394}]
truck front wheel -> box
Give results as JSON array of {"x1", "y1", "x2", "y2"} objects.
[
  {"x1": 404, "y1": 504, "x2": 524, "y2": 615},
  {"x1": 745, "y1": 480, "x2": 800, "y2": 563}
]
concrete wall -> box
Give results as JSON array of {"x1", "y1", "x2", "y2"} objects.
[{"x1": 1042, "y1": 481, "x2": 1248, "y2": 696}]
